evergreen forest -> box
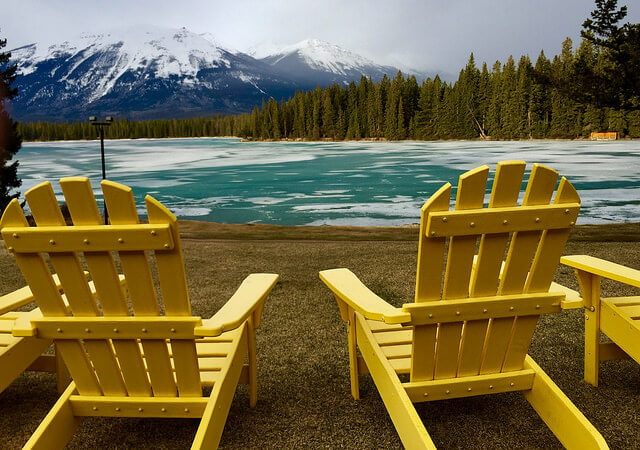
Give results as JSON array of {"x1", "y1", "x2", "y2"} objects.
[{"x1": 17, "y1": 37, "x2": 640, "y2": 141}]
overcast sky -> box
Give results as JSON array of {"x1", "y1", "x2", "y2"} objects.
[{"x1": 3, "y1": 0, "x2": 639, "y2": 75}]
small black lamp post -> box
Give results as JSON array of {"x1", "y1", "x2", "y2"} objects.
[{"x1": 89, "y1": 116, "x2": 113, "y2": 224}]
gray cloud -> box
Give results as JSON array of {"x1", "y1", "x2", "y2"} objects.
[{"x1": 3, "y1": 0, "x2": 639, "y2": 75}]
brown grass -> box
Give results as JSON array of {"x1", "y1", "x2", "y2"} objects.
[{"x1": 1, "y1": 222, "x2": 640, "y2": 449}]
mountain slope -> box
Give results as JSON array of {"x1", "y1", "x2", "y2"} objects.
[
  {"x1": 9, "y1": 26, "x2": 298, "y2": 121},
  {"x1": 258, "y1": 39, "x2": 401, "y2": 86},
  {"x1": 9, "y1": 28, "x2": 417, "y2": 121}
]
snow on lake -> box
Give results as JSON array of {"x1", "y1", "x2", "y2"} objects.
[{"x1": 17, "y1": 138, "x2": 640, "y2": 225}]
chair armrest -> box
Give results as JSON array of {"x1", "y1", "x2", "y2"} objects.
[
  {"x1": 561, "y1": 255, "x2": 640, "y2": 288},
  {"x1": 194, "y1": 273, "x2": 279, "y2": 337},
  {"x1": 319, "y1": 268, "x2": 411, "y2": 324},
  {"x1": 0, "y1": 273, "x2": 72, "y2": 316},
  {"x1": 550, "y1": 282, "x2": 583, "y2": 309},
  {"x1": 11, "y1": 274, "x2": 128, "y2": 336}
]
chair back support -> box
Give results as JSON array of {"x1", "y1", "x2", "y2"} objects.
[
  {"x1": 0, "y1": 178, "x2": 202, "y2": 398},
  {"x1": 408, "y1": 161, "x2": 580, "y2": 382}
]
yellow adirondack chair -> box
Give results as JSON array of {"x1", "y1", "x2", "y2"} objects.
[
  {"x1": 320, "y1": 161, "x2": 607, "y2": 449},
  {"x1": 1, "y1": 178, "x2": 279, "y2": 449},
  {"x1": 0, "y1": 285, "x2": 68, "y2": 395},
  {"x1": 560, "y1": 255, "x2": 640, "y2": 386}
]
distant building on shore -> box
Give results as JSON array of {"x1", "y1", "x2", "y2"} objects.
[{"x1": 590, "y1": 132, "x2": 619, "y2": 140}]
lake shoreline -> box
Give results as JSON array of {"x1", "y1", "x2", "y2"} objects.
[
  {"x1": 21, "y1": 135, "x2": 639, "y2": 144},
  {"x1": 176, "y1": 220, "x2": 640, "y2": 242}
]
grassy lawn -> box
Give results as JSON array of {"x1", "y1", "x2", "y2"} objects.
[{"x1": 1, "y1": 222, "x2": 639, "y2": 449}]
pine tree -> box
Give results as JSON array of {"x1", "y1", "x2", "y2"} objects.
[{"x1": 0, "y1": 32, "x2": 22, "y2": 210}]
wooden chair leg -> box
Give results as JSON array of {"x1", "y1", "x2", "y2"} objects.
[
  {"x1": 576, "y1": 271, "x2": 601, "y2": 386},
  {"x1": 246, "y1": 316, "x2": 258, "y2": 408},
  {"x1": 347, "y1": 307, "x2": 360, "y2": 400},
  {"x1": 523, "y1": 356, "x2": 608, "y2": 449},
  {"x1": 23, "y1": 382, "x2": 81, "y2": 450},
  {"x1": 355, "y1": 313, "x2": 435, "y2": 449},
  {"x1": 192, "y1": 327, "x2": 248, "y2": 449},
  {"x1": 55, "y1": 343, "x2": 72, "y2": 394}
]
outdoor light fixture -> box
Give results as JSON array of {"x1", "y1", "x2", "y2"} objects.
[{"x1": 90, "y1": 116, "x2": 114, "y2": 224}]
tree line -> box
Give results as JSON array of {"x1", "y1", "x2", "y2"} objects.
[{"x1": 18, "y1": 36, "x2": 640, "y2": 142}]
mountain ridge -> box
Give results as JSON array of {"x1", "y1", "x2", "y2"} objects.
[{"x1": 8, "y1": 26, "x2": 417, "y2": 122}]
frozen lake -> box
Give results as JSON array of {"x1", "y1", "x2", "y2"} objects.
[{"x1": 17, "y1": 138, "x2": 640, "y2": 225}]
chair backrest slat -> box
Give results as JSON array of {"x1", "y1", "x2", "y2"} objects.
[
  {"x1": 1, "y1": 178, "x2": 203, "y2": 398},
  {"x1": 61, "y1": 178, "x2": 152, "y2": 396},
  {"x1": 26, "y1": 183, "x2": 129, "y2": 396},
  {"x1": 146, "y1": 196, "x2": 201, "y2": 396},
  {"x1": 1, "y1": 185, "x2": 103, "y2": 395},
  {"x1": 458, "y1": 161, "x2": 525, "y2": 377},
  {"x1": 500, "y1": 177, "x2": 580, "y2": 371},
  {"x1": 434, "y1": 166, "x2": 488, "y2": 380},
  {"x1": 409, "y1": 162, "x2": 578, "y2": 382},
  {"x1": 411, "y1": 183, "x2": 450, "y2": 382},
  {"x1": 102, "y1": 180, "x2": 178, "y2": 397},
  {"x1": 479, "y1": 164, "x2": 559, "y2": 374}
]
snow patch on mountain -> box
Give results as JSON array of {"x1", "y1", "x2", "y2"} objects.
[
  {"x1": 12, "y1": 26, "x2": 232, "y2": 100},
  {"x1": 260, "y1": 39, "x2": 378, "y2": 76}
]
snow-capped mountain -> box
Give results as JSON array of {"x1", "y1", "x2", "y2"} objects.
[
  {"x1": 8, "y1": 27, "x2": 408, "y2": 121},
  {"x1": 257, "y1": 39, "x2": 401, "y2": 85},
  {"x1": 9, "y1": 26, "x2": 299, "y2": 121}
]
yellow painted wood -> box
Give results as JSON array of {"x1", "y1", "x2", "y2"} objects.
[
  {"x1": 576, "y1": 270, "x2": 601, "y2": 386},
  {"x1": 26, "y1": 181, "x2": 128, "y2": 396},
  {"x1": 606, "y1": 296, "x2": 640, "y2": 306},
  {"x1": 411, "y1": 183, "x2": 450, "y2": 382},
  {"x1": 318, "y1": 163, "x2": 603, "y2": 448},
  {"x1": 336, "y1": 296, "x2": 349, "y2": 322},
  {"x1": 22, "y1": 382, "x2": 81, "y2": 450},
  {"x1": 0, "y1": 330, "x2": 51, "y2": 394},
  {"x1": 402, "y1": 293, "x2": 561, "y2": 325},
  {"x1": 504, "y1": 179, "x2": 579, "y2": 370},
  {"x1": 426, "y1": 203, "x2": 579, "y2": 237},
  {"x1": 437, "y1": 166, "x2": 488, "y2": 380},
  {"x1": 484, "y1": 164, "x2": 558, "y2": 373},
  {"x1": 357, "y1": 355, "x2": 411, "y2": 375},
  {"x1": 102, "y1": 180, "x2": 177, "y2": 397},
  {"x1": 403, "y1": 369, "x2": 535, "y2": 402},
  {"x1": 55, "y1": 343, "x2": 72, "y2": 393},
  {"x1": 347, "y1": 306, "x2": 360, "y2": 400},
  {"x1": 60, "y1": 177, "x2": 152, "y2": 397},
  {"x1": 2, "y1": 194, "x2": 102, "y2": 396},
  {"x1": 551, "y1": 282, "x2": 583, "y2": 309},
  {"x1": 69, "y1": 396, "x2": 208, "y2": 418},
  {"x1": 26, "y1": 354, "x2": 57, "y2": 372},
  {"x1": 246, "y1": 315, "x2": 258, "y2": 407},
  {"x1": 318, "y1": 269, "x2": 409, "y2": 324},
  {"x1": 374, "y1": 329, "x2": 413, "y2": 346},
  {"x1": 525, "y1": 178, "x2": 580, "y2": 293},
  {"x1": 196, "y1": 273, "x2": 280, "y2": 336},
  {"x1": 598, "y1": 342, "x2": 630, "y2": 361},
  {"x1": 600, "y1": 301, "x2": 640, "y2": 365},
  {"x1": 3, "y1": 178, "x2": 277, "y2": 449},
  {"x1": 0, "y1": 275, "x2": 65, "y2": 314},
  {"x1": 145, "y1": 195, "x2": 201, "y2": 397},
  {"x1": 523, "y1": 356, "x2": 609, "y2": 449},
  {"x1": 21, "y1": 316, "x2": 202, "y2": 339},
  {"x1": 2, "y1": 224, "x2": 174, "y2": 253},
  {"x1": 499, "y1": 164, "x2": 558, "y2": 295},
  {"x1": 192, "y1": 322, "x2": 248, "y2": 449},
  {"x1": 561, "y1": 255, "x2": 640, "y2": 288},
  {"x1": 460, "y1": 161, "x2": 525, "y2": 377},
  {"x1": 415, "y1": 182, "x2": 451, "y2": 301},
  {"x1": 355, "y1": 313, "x2": 436, "y2": 449}
]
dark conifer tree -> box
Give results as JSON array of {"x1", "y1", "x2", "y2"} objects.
[{"x1": 0, "y1": 32, "x2": 22, "y2": 211}]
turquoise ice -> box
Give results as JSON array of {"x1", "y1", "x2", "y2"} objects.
[{"x1": 17, "y1": 138, "x2": 640, "y2": 225}]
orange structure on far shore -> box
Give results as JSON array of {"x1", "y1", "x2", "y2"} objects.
[{"x1": 590, "y1": 132, "x2": 619, "y2": 140}]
